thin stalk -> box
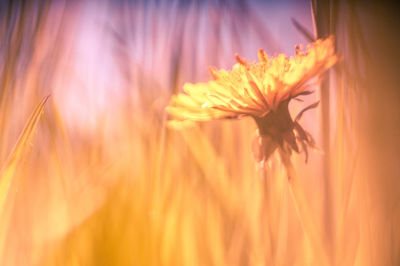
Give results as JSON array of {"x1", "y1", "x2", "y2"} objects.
[
  {"x1": 279, "y1": 149, "x2": 329, "y2": 266},
  {"x1": 311, "y1": 0, "x2": 335, "y2": 260},
  {"x1": 259, "y1": 163, "x2": 275, "y2": 263}
]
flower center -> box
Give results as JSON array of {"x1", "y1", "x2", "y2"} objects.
[{"x1": 253, "y1": 100, "x2": 294, "y2": 144}]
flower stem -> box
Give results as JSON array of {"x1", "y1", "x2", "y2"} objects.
[{"x1": 279, "y1": 149, "x2": 329, "y2": 266}]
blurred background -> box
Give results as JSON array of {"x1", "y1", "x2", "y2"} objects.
[{"x1": 0, "y1": 0, "x2": 399, "y2": 265}]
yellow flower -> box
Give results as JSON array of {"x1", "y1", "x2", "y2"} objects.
[{"x1": 166, "y1": 37, "x2": 337, "y2": 163}]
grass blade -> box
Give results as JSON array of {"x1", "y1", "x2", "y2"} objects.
[
  {"x1": 0, "y1": 95, "x2": 50, "y2": 260},
  {"x1": 291, "y1": 18, "x2": 315, "y2": 42}
]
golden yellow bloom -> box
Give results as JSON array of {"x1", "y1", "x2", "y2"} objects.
[{"x1": 167, "y1": 37, "x2": 337, "y2": 163}]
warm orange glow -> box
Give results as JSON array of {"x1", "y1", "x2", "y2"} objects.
[{"x1": 1, "y1": 1, "x2": 399, "y2": 266}]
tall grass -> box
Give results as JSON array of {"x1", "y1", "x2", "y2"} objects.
[{"x1": 0, "y1": 0, "x2": 399, "y2": 266}]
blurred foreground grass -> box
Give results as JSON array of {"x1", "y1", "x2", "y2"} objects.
[{"x1": 1, "y1": 0, "x2": 400, "y2": 266}]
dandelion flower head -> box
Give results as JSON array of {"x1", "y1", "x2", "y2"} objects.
[{"x1": 166, "y1": 37, "x2": 337, "y2": 163}]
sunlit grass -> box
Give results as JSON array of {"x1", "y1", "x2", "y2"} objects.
[{"x1": 0, "y1": 1, "x2": 399, "y2": 266}]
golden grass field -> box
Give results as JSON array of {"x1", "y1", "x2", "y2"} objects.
[{"x1": 0, "y1": 0, "x2": 399, "y2": 265}]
